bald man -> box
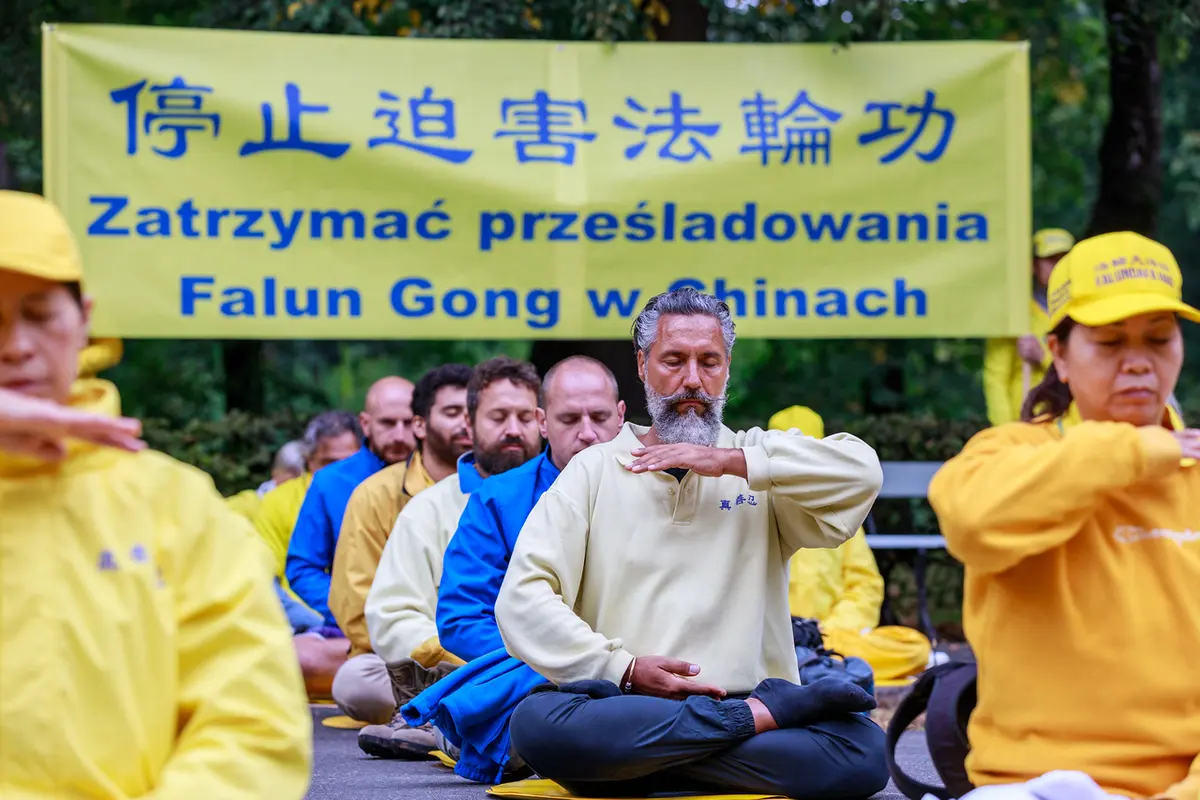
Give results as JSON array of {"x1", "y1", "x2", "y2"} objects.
[{"x1": 287, "y1": 376, "x2": 416, "y2": 627}]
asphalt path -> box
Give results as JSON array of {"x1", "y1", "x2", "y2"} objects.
[{"x1": 305, "y1": 705, "x2": 940, "y2": 800}]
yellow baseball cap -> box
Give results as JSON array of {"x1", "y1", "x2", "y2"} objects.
[
  {"x1": 0, "y1": 190, "x2": 83, "y2": 282},
  {"x1": 768, "y1": 405, "x2": 825, "y2": 439},
  {"x1": 1046, "y1": 231, "x2": 1200, "y2": 329},
  {"x1": 1033, "y1": 228, "x2": 1075, "y2": 258}
]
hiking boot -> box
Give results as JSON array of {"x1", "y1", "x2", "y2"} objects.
[
  {"x1": 386, "y1": 658, "x2": 459, "y2": 707},
  {"x1": 357, "y1": 711, "x2": 438, "y2": 760}
]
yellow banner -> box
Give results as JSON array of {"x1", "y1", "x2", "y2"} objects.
[{"x1": 42, "y1": 24, "x2": 1031, "y2": 340}]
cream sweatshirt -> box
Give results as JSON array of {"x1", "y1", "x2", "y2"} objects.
[
  {"x1": 365, "y1": 471, "x2": 471, "y2": 666},
  {"x1": 495, "y1": 422, "x2": 883, "y2": 693}
]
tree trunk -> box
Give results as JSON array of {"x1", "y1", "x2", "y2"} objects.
[
  {"x1": 1086, "y1": 0, "x2": 1163, "y2": 238},
  {"x1": 222, "y1": 340, "x2": 265, "y2": 413},
  {"x1": 531, "y1": 0, "x2": 710, "y2": 423}
]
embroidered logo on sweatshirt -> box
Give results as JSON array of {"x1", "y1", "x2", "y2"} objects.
[
  {"x1": 1113, "y1": 525, "x2": 1200, "y2": 547},
  {"x1": 719, "y1": 493, "x2": 759, "y2": 511}
]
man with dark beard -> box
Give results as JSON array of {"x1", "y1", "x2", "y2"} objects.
[
  {"x1": 361, "y1": 356, "x2": 542, "y2": 759},
  {"x1": 495, "y1": 288, "x2": 889, "y2": 800},
  {"x1": 327, "y1": 364, "x2": 474, "y2": 726}
]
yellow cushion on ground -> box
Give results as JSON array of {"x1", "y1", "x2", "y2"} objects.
[
  {"x1": 321, "y1": 715, "x2": 368, "y2": 730},
  {"x1": 487, "y1": 778, "x2": 785, "y2": 800},
  {"x1": 431, "y1": 750, "x2": 457, "y2": 768}
]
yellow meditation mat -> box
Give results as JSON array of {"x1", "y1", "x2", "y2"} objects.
[
  {"x1": 431, "y1": 750, "x2": 457, "y2": 769},
  {"x1": 321, "y1": 715, "x2": 368, "y2": 730},
  {"x1": 488, "y1": 778, "x2": 784, "y2": 800}
]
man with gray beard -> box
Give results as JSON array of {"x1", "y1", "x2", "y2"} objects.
[{"x1": 494, "y1": 287, "x2": 888, "y2": 799}]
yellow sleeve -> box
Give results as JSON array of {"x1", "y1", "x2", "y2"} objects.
[
  {"x1": 364, "y1": 496, "x2": 443, "y2": 664},
  {"x1": 982, "y1": 338, "x2": 1016, "y2": 426},
  {"x1": 929, "y1": 422, "x2": 1182, "y2": 576},
  {"x1": 738, "y1": 428, "x2": 883, "y2": 555},
  {"x1": 149, "y1": 491, "x2": 311, "y2": 800},
  {"x1": 821, "y1": 529, "x2": 883, "y2": 632},
  {"x1": 496, "y1": 459, "x2": 636, "y2": 687},
  {"x1": 330, "y1": 481, "x2": 408, "y2": 659},
  {"x1": 1157, "y1": 755, "x2": 1200, "y2": 800},
  {"x1": 252, "y1": 490, "x2": 291, "y2": 579}
]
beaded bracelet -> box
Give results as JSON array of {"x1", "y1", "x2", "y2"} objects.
[{"x1": 622, "y1": 657, "x2": 638, "y2": 694}]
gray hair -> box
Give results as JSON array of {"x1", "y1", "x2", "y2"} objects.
[
  {"x1": 301, "y1": 410, "x2": 363, "y2": 457},
  {"x1": 631, "y1": 287, "x2": 736, "y2": 357},
  {"x1": 272, "y1": 440, "x2": 308, "y2": 474}
]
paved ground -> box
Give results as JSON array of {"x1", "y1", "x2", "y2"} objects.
[{"x1": 305, "y1": 706, "x2": 940, "y2": 800}]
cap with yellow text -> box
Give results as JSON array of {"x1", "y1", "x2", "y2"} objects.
[
  {"x1": 768, "y1": 405, "x2": 825, "y2": 439},
  {"x1": 1046, "y1": 231, "x2": 1200, "y2": 329},
  {"x1": 1033, "y1": 228, "x2": 1075, "y2": 259},
  {"x1": 0, "y1": 191, "x2": 83, "y2": 283}
]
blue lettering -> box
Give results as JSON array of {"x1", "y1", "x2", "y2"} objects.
[
  {"x1": 547, "y1": 213, "x2": 578, "y2": 242},
  {"x1": 87, "y1": 196, "x2": 130, "y2": 236},
  {"x1": 800, "y1": 213, "x2": 852, "y2": 241},
  {"x1": 135, "y1": 207, "x2": 170, "y2": 237},
  {"x1": 763, "y1": 213, "x2": 795, "y2": 242},
  {"x1": 443, "y1": 288, "x2": 478, "y2": 318},
  {"x1": 587, "y1": 288, "x2": 641, "y2": 318},
  {"x1": 584, "y1": 213, "x2": 617, "y2": 242},
  {"x1": 391, "y1": 278, "x2": 434, "y2": 317},
  {"x1": 233, "y1": 209, "x2": 264, "y2": 239},
  {"x1": 895, "y1": 279, "x2": 927, "y2": 316},
  {"x1": 312, "y1": 210, "x2": 365, "y2": 240},
  {"x1": 329, "y1": 286, "x2": 359, "y2": 316},
  {"x1": 722, "y1": 203, "x2": 756, "y2": 241},
  {"x1": 815, "y1": 288, "x2": 849, "y2": 317},
  {"x1": 480, "y1": 212, "x2": 514, "y2": 252},
  {"x1": 206, "y1": 208, "x2": 229, "y2": 237},
  {"x1": 527, "y1": 290, "x2": 559, "y2": 330},
  {"x1": 181, "y1": 276, "x2": 214, "y2": 315},
  {"x1": 855, "y1": 288, "x2": 888, "y2": 317},
  {"x1": 221, "y1": 287, "x2": 255, "y2": 316}
]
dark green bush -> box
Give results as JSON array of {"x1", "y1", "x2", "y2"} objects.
[{"x1": 143, "y1": 411, "x2": 304, "y2": 496}]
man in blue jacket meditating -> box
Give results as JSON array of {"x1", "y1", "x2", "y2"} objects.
[{"x1": 403, "y1": 355, "x2": 625, "y2": 782}]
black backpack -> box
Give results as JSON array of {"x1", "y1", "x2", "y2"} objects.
[{"x1": 885, "y1": 660, "x2": 978, "y2": 800}]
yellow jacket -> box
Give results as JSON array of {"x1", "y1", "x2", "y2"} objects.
[
  {"x1": 787, "y1": 527, "x2": 883, "y2": 632},
  {"x1": 254, "y1": 471, "x2": 313, "y2": 582},
  {"x1": 226, "y1": 488, "x2": 262, "y2": 522},
  {"x1": 929, "y1": 410, "x2": 1200, "y2": 799},
  {"x1": 0, "y1": 380, "x2": 312, "y2": 799},
  {"x1": 982, "y1": 297, "x2": 1052, "y2": 426},
  {"x1": 330, "y1": 451, "x2": 434, "y2": 658}
]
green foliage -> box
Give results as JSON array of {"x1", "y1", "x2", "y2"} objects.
[{"x1": 142, "y1": 409, "x2": 303, "y2": 495}]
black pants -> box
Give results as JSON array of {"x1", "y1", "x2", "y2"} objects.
[{"x1": 510, "y1": 681, "x2": 889, "y2": 799}]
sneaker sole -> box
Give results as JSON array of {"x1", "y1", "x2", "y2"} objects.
[{"x1": 358, "y1": 734, "x2": 438, "y2": 761}]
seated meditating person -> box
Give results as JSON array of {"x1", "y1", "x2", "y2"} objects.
[
  {"x1": 493, "y1": 288, "x2": 890, "y2": 800},
  {"x1": 359, "y1": 357, "x2": 542, "y2": 759},
  {"x1": 401, "y1": 355, "x2": 625, "y2": 782},
  {"x1": 929, "y1": 232, "x2": 1200, "y2": 799}
]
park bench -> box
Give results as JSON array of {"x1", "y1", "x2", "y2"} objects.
[{"x1": 863, "y1": 461, "x2": 947, "y2": 642}]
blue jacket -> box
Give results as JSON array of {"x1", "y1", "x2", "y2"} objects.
[
  {"x1": 285, "y1": 444, "x2": 385, "y2": 625},
  {"x1": 436, "y1": 451, "x2": 561, "y2": 660},
  {"x1": 405, "y1": 451, "x2": 560, "y2": 783}
]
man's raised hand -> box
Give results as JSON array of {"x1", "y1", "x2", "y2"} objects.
[{"x1": 627, "y1": 444, "x2": 746, "y2": 478}]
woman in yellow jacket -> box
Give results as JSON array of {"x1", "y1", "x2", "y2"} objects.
[
  {"x1": 982, "y1": 228, "x2": 1075, "y2": 426},
  {"x1": 930, "y1": 231, "x2": 1200, "y2": 799},
  {"x1": 0, "y1": 191, "x2": 312, "y2": 799}
]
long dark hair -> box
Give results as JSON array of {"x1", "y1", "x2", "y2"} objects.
[{"x1": 1019, "y1": 318, "x2": 1076, "y2": 422}]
